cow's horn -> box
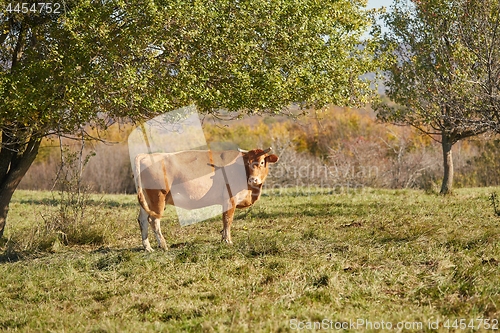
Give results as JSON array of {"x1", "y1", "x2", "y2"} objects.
[
  {"x1": 238, "y1": 148, "x2": 249, "y2": 153},
  {"x1": 255, "y1": 147, "x2": 272, "y2": 157}
]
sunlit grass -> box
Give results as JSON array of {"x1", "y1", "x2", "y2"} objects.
[{"x1": 1, "y1": 187, "x2": 499, "y2": 332}]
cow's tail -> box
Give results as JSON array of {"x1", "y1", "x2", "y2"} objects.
[{"x1": 135, "y1": 155, "x2": 162, "y2": 219}]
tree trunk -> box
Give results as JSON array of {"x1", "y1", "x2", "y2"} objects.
[
  {"x1": 0, "y1": 137, "x2": 41, "y2": 237},
  {"x1": 0, "y1": 183, "x2": 18, "y2": 239},
  {"x1": 440, "y1": 134, "x2": 454, "y2": 195}
]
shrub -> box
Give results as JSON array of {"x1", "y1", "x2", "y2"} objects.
[
  {"x1": 455, "y1": 139, "x2": 500, "y2": 187},
  {"x1": 14, "y1": 144, "x2": 120, "y2": 253}
]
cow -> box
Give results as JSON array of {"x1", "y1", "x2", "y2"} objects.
[{"x1": 134, "y1": 148, "x2": 278, "y2": 252}]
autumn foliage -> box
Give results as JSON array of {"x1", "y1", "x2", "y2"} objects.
[{"x1": 17, "y1": 106, "x2": 500, "y2": 194}]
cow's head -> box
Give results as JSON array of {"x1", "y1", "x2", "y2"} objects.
[{"x1": 240, "y1": 148, "x2": 279, "y2": 188}]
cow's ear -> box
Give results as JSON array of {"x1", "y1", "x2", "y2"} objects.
[{"x1": 266, "y1": 154, "x2": 278, "y2": 163}]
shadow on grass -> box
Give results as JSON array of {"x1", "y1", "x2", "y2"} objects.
[
  {"x1": 0, "y1": 240, "x2": 146, "y2": 264},
  {"x1": 91, "y1": 246, "x2": 145, "y2": 254},
  {"x1": 0, "y1": 250, "x2": 24, "y2": 264},
  {"x1": 18, "y1": 198, "x2": 137, "y2": 208},
  {"x1": 239, "y1": 200, "x2": 393, "y2": 220}
]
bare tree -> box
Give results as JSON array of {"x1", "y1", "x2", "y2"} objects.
[{"x1": 374, "y1": 0, "x2": 500, "y2": 194}]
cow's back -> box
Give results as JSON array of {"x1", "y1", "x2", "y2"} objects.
[{"x1": 136, "y1": 150, "x2": 246, "y2": 209}]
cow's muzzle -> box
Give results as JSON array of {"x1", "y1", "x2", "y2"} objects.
[{"x1": 248, "y1": 176, "x2": 262, "y2": 186}]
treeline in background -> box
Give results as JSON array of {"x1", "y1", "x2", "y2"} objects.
[{"x1": 18, "y1": 106, "x2": 500, "y2": 194}]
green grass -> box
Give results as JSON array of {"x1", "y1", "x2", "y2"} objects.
[{"x1": 1, "y1": 187, "x2": 500, "y2": 332}]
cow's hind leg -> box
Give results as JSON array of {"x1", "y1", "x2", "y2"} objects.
[
  {"x1": 138, "y1": 208, "x2": 154, "y2": 252},
  {"x1": 149, "y1": 217, "x2": 168, "y2": 250},
  {"x1": 221, "y1": 198, "x2": 236, "y2": 245}
]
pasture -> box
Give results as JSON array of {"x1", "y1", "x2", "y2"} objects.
[{"x1": 1, "y1": 187, "x2": 500, "y2": 332}]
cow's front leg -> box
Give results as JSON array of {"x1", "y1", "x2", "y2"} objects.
[
  {"x1": 221, "y1": 198, "x2": 236, "y2": 244},
  {"x1": 138, "y1": 208, "x2": 154, "y2": 252},
  {"x1": 149, "y1": 217, "x2": 168, "y2": 250}
]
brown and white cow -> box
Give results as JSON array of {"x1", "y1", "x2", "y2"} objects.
[{"x1": 134, "y1": 148, "x2": 278, "y2": 252}]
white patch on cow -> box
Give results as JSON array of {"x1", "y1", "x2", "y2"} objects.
[{"x1": 138, "y1": 208, "x2": 154, "y2": 252}]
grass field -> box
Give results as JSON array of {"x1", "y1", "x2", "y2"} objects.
[{"x1": 1, "y1": 187, "x2": 500, "y2": 332}]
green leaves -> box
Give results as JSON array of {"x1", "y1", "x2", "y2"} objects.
[{"x1": 0, "y1": 0, "x2": 380, "y2": 139}]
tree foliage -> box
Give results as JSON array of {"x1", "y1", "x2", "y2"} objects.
[
  {"x1": 374, "y1": 0, "x2": 500, "y2": 194},
  {"x1": 0, "y1": 0, "x2": 380, "y2": 236}
]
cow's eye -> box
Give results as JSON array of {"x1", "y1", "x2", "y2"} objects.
[{"x1": 260, "y1": 160, "x2": 265, "y2": 166}]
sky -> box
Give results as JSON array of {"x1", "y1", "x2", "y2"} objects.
[
  {"x1": 366, "y1": 0, "x2": 394, "y2": 35},
  {"x1": 367, "y1": 0, "x2": 394, "y2": 9}
]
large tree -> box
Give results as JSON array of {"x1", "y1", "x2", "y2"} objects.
[
  {"x1": 374, "y1": 0, "x2": 500, "y2": 194},
  {"x1": 0, "y1": 0, "x2": 380, "y2": 236}
]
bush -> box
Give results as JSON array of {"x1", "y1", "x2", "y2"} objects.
[
  {"x1": 13, "y1": 144, "x2": 120, "y2": 253},
  {"x1": 455, "y1": 139, "x2": 500, "y2": 187}
]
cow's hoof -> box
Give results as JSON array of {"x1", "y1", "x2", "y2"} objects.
[
  {"x1": 159, "y1": 240, "x2": 168, "y2": 251},
  {"x1": 221, "y1": 238, "x2": 233, "y2": 245},
  {"x1": 220, "y1": 230, "x2": 232, "y2": 244},
  {"x1": 145, "y1": 246, "x2": 154, "y2": 253}
]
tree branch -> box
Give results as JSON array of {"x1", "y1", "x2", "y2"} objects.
[
  {"x1": 0, "y1": 32, "x2": 7, "y2": 45},
  {"x1": 11, "y1": 22, "x2": 24, "y2": 71}
]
